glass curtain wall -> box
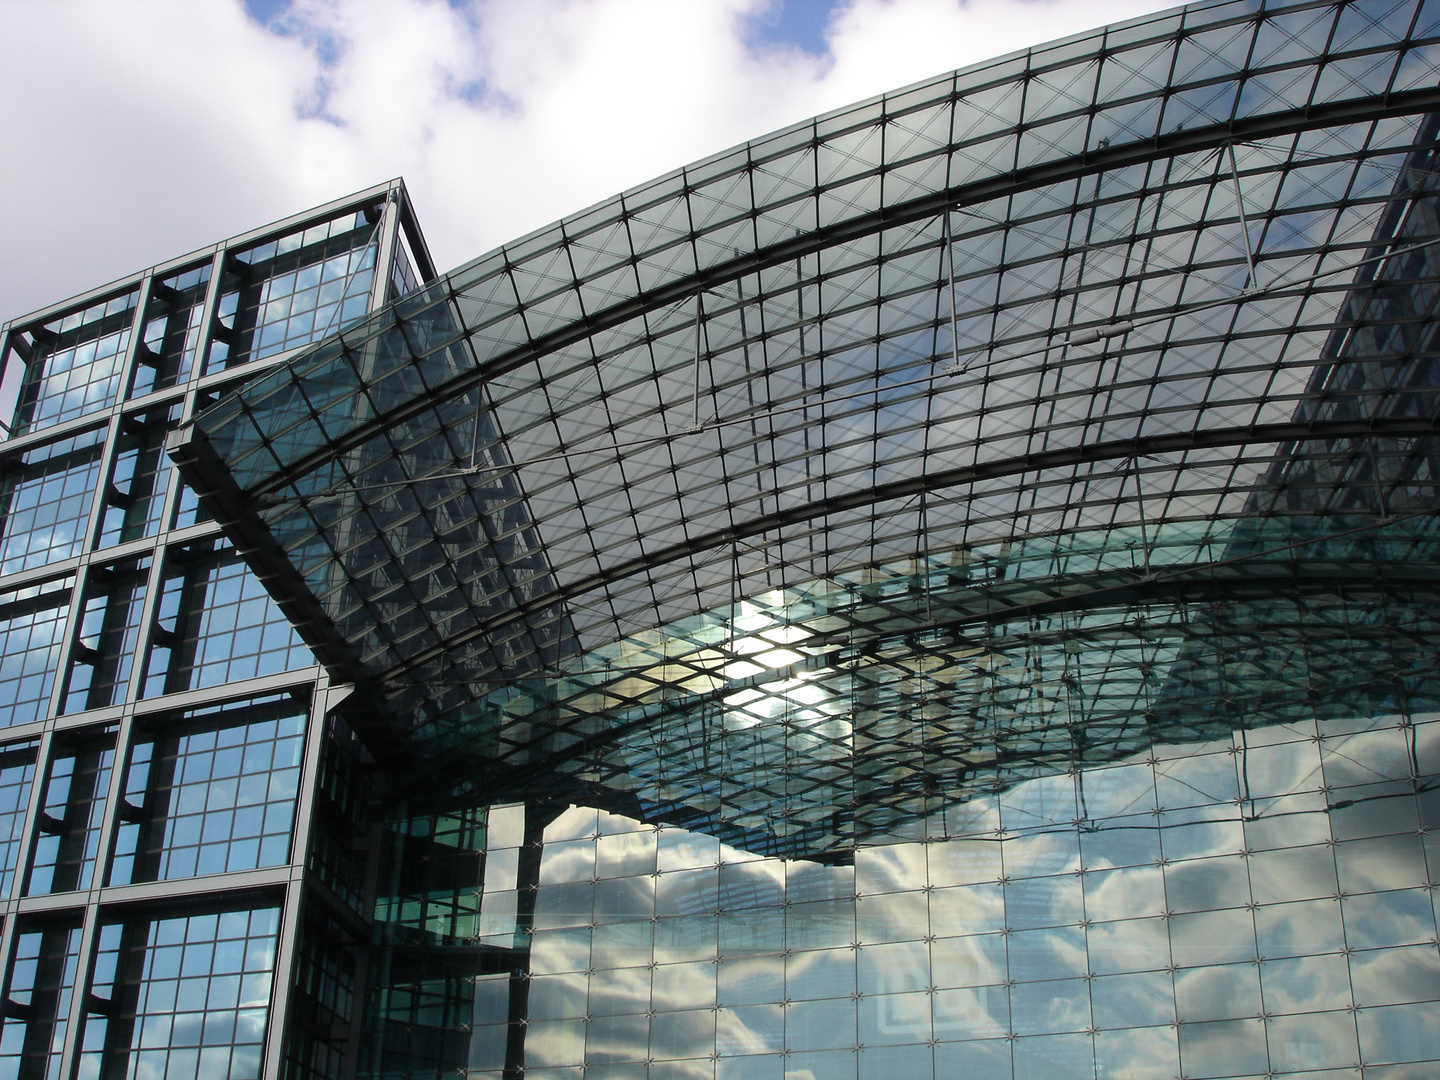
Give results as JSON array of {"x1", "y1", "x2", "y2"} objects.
[{"x1": 0, "y1": 180, "x2": 432, "y2": 1080}]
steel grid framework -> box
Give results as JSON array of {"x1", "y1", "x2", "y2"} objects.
[{"x1": 174, "y1": 0, "x2": 1440, "y2": 855}]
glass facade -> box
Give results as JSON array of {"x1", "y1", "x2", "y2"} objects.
[
  {"x1": 0, "y1": 179, "x2": 434, "y2": 1080},
  {"x1": 15, "y1": 0, "x2": 1440, "y2": 1076}
]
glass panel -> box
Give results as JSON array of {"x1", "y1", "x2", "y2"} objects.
[
  {"x1": 109, "y1": 700, "x2": 306, "y2": 885},
  {"x1": 79, "y1": 907, "x2": 281, "y2": 1080},
  {"x1": 142, "y1": 540, "x2": 313, "y2": 697},
  {"x1": 305, "y1": 714, "x2": 374, "y2": 912},
  {"x1": 0, "y1": 428, "x2": 105, "y2": 574},
  {"x1": 281, "y1": 907, "x2": 362, "y2": 1080},
  {"x1": 0, "y1": 578, "x2": 71, "y2": 729},
  {"x1": 10, "y1": 290, "x2": 138, "y2": 434},
  {"x1": 388, "y1": 234, "x2": 421, "y2": 302},
  {"x1": 25, "y1": 727, "x2": 115, "y2": 894},
  {"x1": 368, "y1": 805, "x2": 491, "y2": 1076},
  {"x1": 0, "y1": 920, "x2": 83, "y2": 1080}
]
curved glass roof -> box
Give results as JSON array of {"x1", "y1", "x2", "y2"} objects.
[{"x1": 173, "y1": 0, "x2": 1440, "y2": 853}]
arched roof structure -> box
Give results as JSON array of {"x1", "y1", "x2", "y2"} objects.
[{"x1": 174, "y1": 0, "x2": 1440, "y2": 855}]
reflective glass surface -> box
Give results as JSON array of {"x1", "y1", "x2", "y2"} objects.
[
  {"x1": 79, "y1": 907, "x2": 281, "y2": 1080},
  {"x1": 366, "y1": 709, "x2": 1440, "y2": 1078},
  {"x1": 0, "y1": 428, "x2": 104, "y2": 575},
  {"x1": 109, "y1": 703, "x2": 306, "y2": 884},
  {"x1": 9, "y1": 290, "x2": 137, "y2": 435},
  {"x1": 0, "y1": 577, "x2": 71, "y2": 729},
  {"x1": 143, "y1": 540, "x2": 313, "y2": 697}
]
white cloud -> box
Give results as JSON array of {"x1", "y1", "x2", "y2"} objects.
[{"x1": 0, "y1": 0, "x2": 1173, "y2": 321}]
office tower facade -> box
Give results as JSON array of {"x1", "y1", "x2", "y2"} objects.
[
  {"x1": 0, "y1": 180, "x2": 435, "y2": 1080},
  {"x1": 15, "y1": 0, "x2": 1440, "y2": 1076}
]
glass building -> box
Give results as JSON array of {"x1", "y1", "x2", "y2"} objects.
[
  {"x1": 0, "y1": 179, "x2": 436, "y2": 1080},
  {"x1": 12, "y1": 0, "x2": 1440, "y2": 1075}
]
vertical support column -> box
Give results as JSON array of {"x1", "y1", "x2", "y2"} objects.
[
  {"x1": 120, "y1": 271, "x2": 157, "y2": 406},
  {"x1": 121, "y1": 548, "x2": 171, "y2": 709},
  {"x1": 367, "y1": 190, "x2": 401, "y2": 315},
  {"x1": 84, "y1": 712, "x2": 134, "y2": 897},
  {"x1": 0, "y1": 904, "x2": 16, "y2": 998},
  {"x1": 1, "y1": 321, "x2": 50, "y2": 442},
  {"x1": 260, "y1": 675, "x2": 338, "y2": 1080},
  {"x1": 0, "y1": 325, "x2": 18, "y2": 441},
  {"x1": 185, "y1": 248, "x2": 230, "y2": 398}
]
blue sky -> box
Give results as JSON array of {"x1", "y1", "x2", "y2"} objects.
[
  {"x1": 743, "y1": 0, "x2": 845, "y2": 54},
  {"x1": 1, "y1": 0, "x2": 1169, "y2": 320},
  {"x1": 242, "y1": 0, "x2": 843, "y2": 54}
]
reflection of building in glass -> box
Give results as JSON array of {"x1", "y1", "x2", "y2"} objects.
[{"x1": 14, "y1": 0, "x2": 1440, "y2": 1076}]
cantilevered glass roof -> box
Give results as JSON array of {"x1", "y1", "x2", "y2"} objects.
[{"x1": 172, "y1": 0, "x2": 1440, "y2": 854}]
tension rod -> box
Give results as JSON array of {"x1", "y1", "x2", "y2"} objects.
[
  {"x1": 944, "y1": 207, "x2": 963, "y2": 374},
  {"x1": 1226, "y1": 142, "x2": 1259, "y2": 293},
  {"x1": 692, "y1": 288, "x2": 704, "y2": 431}
]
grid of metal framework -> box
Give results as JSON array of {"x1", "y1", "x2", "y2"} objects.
[
  {"x1": 0, "y1": 181, "x2": 436, "y2": 1080},
  {"x1": 158, "y1": 4, "x2": 1440, "y2": 1068},
  {"x1": 11, "y1": 0, "x2": 1440, "y2": 1074},
  {"x1": 178, "y1": 0, "x2": 1440, "y2": 824}
]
